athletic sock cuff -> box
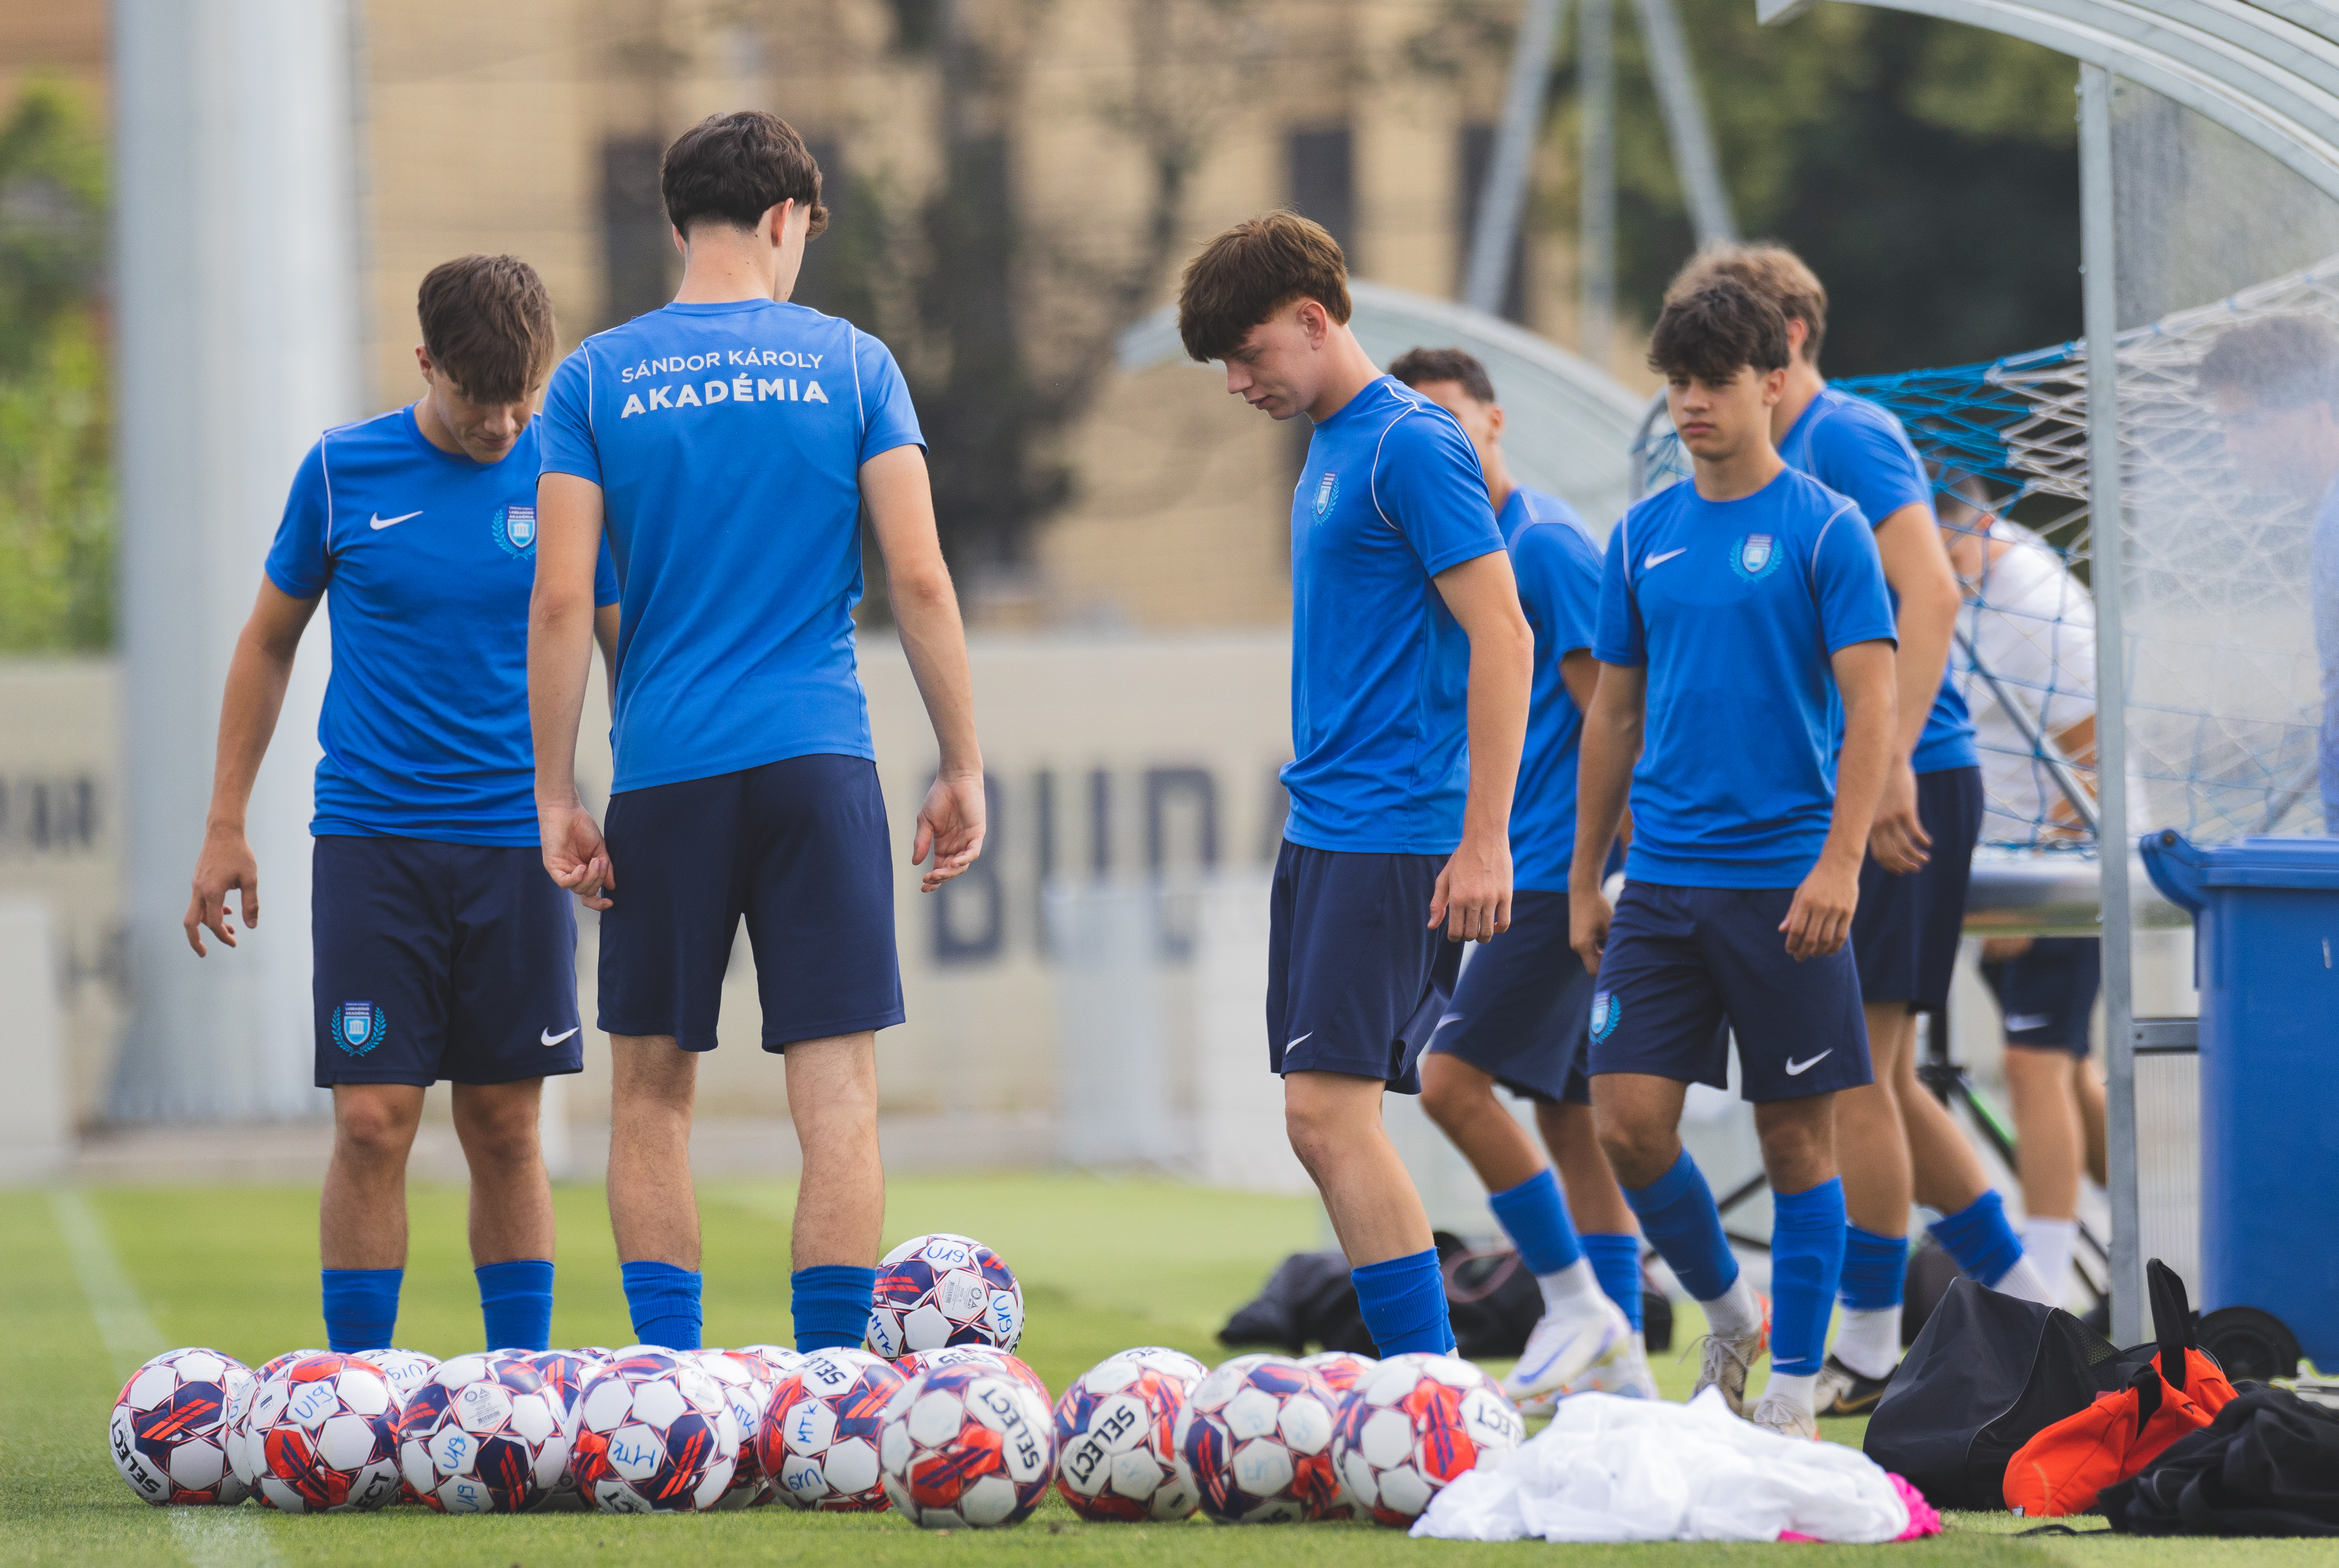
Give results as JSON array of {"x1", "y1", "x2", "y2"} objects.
[
  {"x1": 476, "y1": 1259, "x2": 555, "y2": 1353},
  {"x1": 321, "y1": 1267, "x2": 403, "y2": 1354},
  {"x1": 1767, "y1": 1178, "x2": 1847, "y2": 1378},
  {"x1": 1929, "y1": 1189, "x2": 2023, "y2": 1288},
  {"x1": 1839, "y1": 1224, "x2": 1909, "y2": 1312},
  {"x1": 1622, "y1": 1151, "x2": 1740, "y2": 1304},
  {"x1": 1580, "y1": 1233, "x2": 1645, "y2": 1332},
  {"x1": 1626, "y1": 1148, "x2": 1705, "y2": 1215},
  {"x1": 1487, "y1": 1167, "x2": 1583, "y2": 1277},
  {"x1": 620, "y1": 1260, "x2": 704, "y2": 1352},
  {"x1": 791, "y1": 1265, "x2": 878, "y2": 1353},
  {"x1": 1352, "y1": 1249, "x2": 1454, "y2": 1357}
]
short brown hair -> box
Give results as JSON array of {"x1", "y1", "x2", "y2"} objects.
[
  {"x1": 1667, "y1": 243, "x2": 1828, "y2": 363},
  {"x1": 416, "y1": 254, "x2": 558, "y2": 403},
  {"x1": 1177, "y1": 211, "x2": 1351, "y2": 363},
  {"x1": 1388, "y1": 346, "x2": 1497, "y2": 406},
  {"x1": 1647, "y1": 278, "x2": 1791, "y2": 384},
  {"x1": 661, "y1": 110, "x2": 830, "y2": 239},
  {"x1": 2198, "y1": 316, "x2": 2339, "y2": 409}
]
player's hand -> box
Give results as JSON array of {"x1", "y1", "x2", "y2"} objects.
[
  {"x1": 1867, "y1": 758, "x2": 1930, "y2": 874},
  {"x1": 183, "y1": 824, "x2": 260, "y2": 956},
  {"x1": 1781, "y1": 854, "x2": 1860, "y2": 960},
  {"x1": 1430, "y1": 831, "x2": 1511, "y2": 943},
  {"x1": 1569, "y1": 884, "x2": 1612, "y2": 975},
  {"x1": 913, "y1": 770, "x2": 987, "y2": 892},
  {"x1": 539, "y1": 802, "x2": 614, "y2": 911}
]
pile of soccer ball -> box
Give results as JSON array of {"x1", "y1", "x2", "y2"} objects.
[{"x1": 106, "y1": 1231, "x2": 1525, "y2": 1528}]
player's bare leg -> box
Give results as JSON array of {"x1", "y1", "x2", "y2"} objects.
[
  {"x1": 607, "y1": 1034, "x2": 701, "y2": 1269},
  {"x1": 1836, "y1": 1004, "x2": 1918, "y2": 1235},
  {"x1": 322, "y1": 1083, "x2": 425, "y2": 1269},
  {"x1": 1890, "y1": 1019, "x2": 2055, "y2": 1305},
  {"x1": 782, "y1": 1030, "x2": 884, "y2": 1271},
  {"x1": 1419, "y1": 1053, "x2": 1542, "y2": 1190},
  {"x1": 1284, "y1": 1070, "x2": 1433, "y2": 1263},
  {"x1": 451, "y1": 1078, "x2": 555, "y2": 1266},
  {"x1": 1539, "y1": 1101, "x2": 1636, "y2": 1234},
  {"x1": 2003, "y1": 1047, "x2": 2106, "y2": 1301}
]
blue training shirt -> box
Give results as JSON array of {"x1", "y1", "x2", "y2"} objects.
[
  {"x1": 1595, "y1": 466, "x2": 1898, "y2": 888},
  {"x1": 1778, "y1": 385, "x2": 1980, "y2": 773},
  {"x1": 540, "y1": 299, "x2": 924, "y2": 793},
  {"x1": 265, "y1": 408, "x2": 620, "y2": 846},
  {"x1": 1501, "y1": 486, "x2": 1605, "y2": 890},
  {"x1": 1283, "y1": 376, "x2": 1507, "y2": 854}
]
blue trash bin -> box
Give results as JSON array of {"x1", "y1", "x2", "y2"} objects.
[{"x1": 2140, "y1": 830, "x2": 2339, "y2": 1371}]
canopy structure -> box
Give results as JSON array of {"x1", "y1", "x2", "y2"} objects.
[{"x1": 1116, "y1": 279, "x2": 1648, "y2": 528}]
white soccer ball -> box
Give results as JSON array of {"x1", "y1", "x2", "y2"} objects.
[
  {"x1": 879, "y1": 1360, "x2": 1057, "y2": 1528},
  {"x1": 242, "y1": 1352, "x2": 403, "y2": 1512},
  {"x1": 393, "y1": 1351, "x2": 570, "y2": 1514},
  {"x1": 755, "y1": 1347, "x2": 904, "y2": 1512},
  {"x1": 517, "y1": 1350, "x2": 605, "y2": 1511},
  {"x1": 108, "y1": 1347, "x2": 253, "y2": 1507},
  {"x1": 867, "y1": 1232, "x2": 1024, "y2": 1357},
  {"x1": 1172, "y1": 1354, "x2": 1342, "y2": 1524},
  {"x1": 691, "y1": 1350, "x2": 778, "y2": 1508},
  {"x1": 568, "y1": 1348, "x2": 742, "y2": 1512},
  {"x1": 1328, "y1": 1351, "x2": 1524, "y2": 1528},
  {"x1": 365, "y1": 1347, "x2": 441, "y2": 1407},
  {"x1": 1107, "y1": 1346, "x2": 1210, "y2": 1389},
  {"x1": 1051, "y1": 1355, "x2": 1197, "y2": 1521}
]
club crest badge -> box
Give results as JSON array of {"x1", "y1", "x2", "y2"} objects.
[
  {"x1": 1589, "y1": 991, "x2": 1620, "y2": 1043},
  {"x1": 492, "y1": 504, "x2": 537, "y2": 558},
  {"x1": 1313, "y1": 471, "x2": 1339, "y2": 520},
  {"x1": 336, "y1": 1001, "x2": 387, "y2": 1056},
  {"x1": 1731, "y1": 532, "x2": 1782, "y2": 582}
]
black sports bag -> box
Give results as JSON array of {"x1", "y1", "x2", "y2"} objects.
[{"x1": 2103, "y1": 1385, "x2": 2339, "y2": 1536}]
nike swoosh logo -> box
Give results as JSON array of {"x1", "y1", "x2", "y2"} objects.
[
  {"x1": 1784, "y1": 1050, "x2": 1832, "y2": 1076},
  {"x1": 540, "y1": 1026, "x2": 580, "y2": 1046},
  {"x1": 1644, "y1": 547, "x2": 1688, "y2": 568},
  {"x1": 1286, "y1": 1032, "x2": 1313, "y2": 1049},
  {"x1": 370, "y1": 510, "x2": 422, "y2": 530},
  {"x1": 2005, "y1": 1013, "x2": 2053, "y2": 1033}
]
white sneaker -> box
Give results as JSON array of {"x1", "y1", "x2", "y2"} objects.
[
  {"x1": 1749, "y1": 1388, "x2": 1818, "y2": 1440},
  {"x1": 1688, "y1": 1320, "x2": 1767, "y2": 1417},
  {"x1": 1500, "y1": 1295, "x2": 1636, "y2": 1403},
  {"x1": 1569, "y1": 1334, "x2": 1661, "y2": 1399}
]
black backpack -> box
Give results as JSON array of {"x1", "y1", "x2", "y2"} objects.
[
  {"x1": 1862, "y1": 1276, "x2": 2137, "y2": 1509},
  {"x1": 2103, "y1": 1386, "x2": 2339, "y2": 1536}
]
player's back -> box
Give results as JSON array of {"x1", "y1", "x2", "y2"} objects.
[{"x1": 542, "y1": 298, "x2": 923, "y2": 794}]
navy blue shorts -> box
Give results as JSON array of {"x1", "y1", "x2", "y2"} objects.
[
  {"x1": 1266, "y1": 841, "x2": 1462, "y2": 1095},
  {"x1": 1980, "y1": 936, "x2": 2101, "y2": 1054},
  {"x1": 1586, "y1": 883, "x2": 1873, "y2": 1102},
  {"x1": 1427, "y1": 890, "x2": 1593, "y2": 1106},
  {"x1": 311, "y1": 835, "x2": 582, "y2": 1089},
  {"x1": 1853, "y1": 765, "x2": 1983, "y2": 1012},
  {"x1": 598, "y1": 754, "x2": 902, "y2": 1052}
]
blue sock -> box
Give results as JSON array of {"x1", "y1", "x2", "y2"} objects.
[
  {"x1": 476, "y1": 1259, "x2": 555, "y2": 1352},
  {"x1": 1839, "y1": 1225, "x2": 1908, "y2": 1311},
  {"x1": 1620, "y1": 1150, "x2": 1740, "y2": 1303},
  {"x1": 619, "y1": 1260, "x2": 703, "y2": 1351},
  {"x1": 1581, "y1": 1233, "x2": 1644, "y2": 1332},
  {"x1": 1769, "y1": 1178, "x2": 1848, "y2": 1376},
  {"x1": 1487, "y1": 1168, "x2": 1583, "y2": 1276},
  {"x1": 321, "y1": 1268, "x2": 402, "y2": 1353},
  {"x1": 791, "y1": 1265, "x2": 878, "y2": 1352},
  {"x1": 1351, "y1": 1249, "x2": 1455, "y2": 1356},
  {"x1": 1929, "y1": 1190, "x2": 2023, "y2": 1288}
]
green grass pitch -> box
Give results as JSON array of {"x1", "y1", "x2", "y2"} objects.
[{"x1": 0, "y1": 1173, "x2": 2311, "y2": 1565}]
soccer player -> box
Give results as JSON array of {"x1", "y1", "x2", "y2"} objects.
[
  {"x1": 1387, "y1": 345, "x2": 1652, "y2": 1400},
  {"x1": 529, "y1": 112, "x2": 985, "y2": 1355},
  {"x1": 183, "y1": 255, "x2": 620, "y2": 1355},
  {"x1": 1572, "y1": 278, "x2": 1899, "y2": 1437},
  {"x1": 1175, "y1": 214, "x2": 1534, "y2": 1359},
  {"x1": 1667, "y1": 247, "x2": 2054, "y2": 1419},
  {"x1": 2199, "y1": 315, "x2": 2339, "y2": 832},
  {"x1": 1937, "y1": 477, "x2": 2109, "y2": 1301}
]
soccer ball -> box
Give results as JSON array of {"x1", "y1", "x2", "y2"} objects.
[
  {"x1": 226, "y1": 1346, "x2": 322, "y2": 1504},
  {"x1": 879, "y1": 1360, "x2": 1056, "y2": 1528},
  {"x1": 736, "y1": 1344, "x2": 804, "y2": 1379},
  {"x1": 395, "y1": 1351, "x2": 568, "y2": 1514},
  {"x1": 108, "y1": 1347, "x2": 252, "y2": 1506},
  {"x1": 895, "y1": 1345, "x2": 1049, "y2": 1401},
  {"x1": 518, "y1": 1350, "x2": 604, "y2": 1510},
  {"x1": 572, "y1": 1346, "x2": 617, "y2": 1362},
  {"x1": 244, "y1": 1352, "x2": 403, "y2": 1512},
  {"x1": 728, "y1": 1347, "x2": 802, "y2": 1507},
  {"x1": 366, "y1": 1348, "x2": 441, "y2": 1406},
  {"x1": 692, "y1": 1350, "x2": 776, "y2": 1507},
  {"x1": 756, "y1": 1347, "x2": 904, "y2": 1511},
  {"x1": 1109, "y1": 1346, "x2": 1209, "y2": 1388},
  {"x1": 1173, "y1": 1354, "x2": 1340, "y2": 1524},
  {"x1": 568, "y1": 1348, "x2": 741, "y2": 1512},
  {"x1": 1052, "y1": 1356, "x2": 1197, "y2": 1522},
  {"x1": 1300, "y1": 1351, "x2": 1378, "y2": 1395},
  {"x1": 867, "y1": 1233, "x2": 1024, "y2": 1357},
  {"x1": 1328, "y1": 1352, "x2": 1525, "y2": 1528}
]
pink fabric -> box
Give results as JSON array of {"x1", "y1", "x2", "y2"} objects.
[{"x1": 1778, "y1": 1474, "x2": 1941, "y2": 1544}]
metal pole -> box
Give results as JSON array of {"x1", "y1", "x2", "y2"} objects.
[
  {"x1": 1631, "y1": 0, "x2": 1738, "y2": 246},
  {"x1": 2080, "y1": 63, "x2": 2141, "y2": 1346},
  {"x1": 1464, "y1": 0, "x2": 1566, "y2": 315},
  {"x1": 1580, "y1": 0, "x2": 1617, "y2": 367}
]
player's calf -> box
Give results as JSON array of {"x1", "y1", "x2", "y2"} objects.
[
  {"x1": 1283, "y1": 1071, "x2": 1453, "y2": 1357},
  {"x1": 451, "y1": 1078, "x2": 557, "y2": 1351},
  {"x1": 320, "y1": 1083, "x2": 424, "y2": 1353}
]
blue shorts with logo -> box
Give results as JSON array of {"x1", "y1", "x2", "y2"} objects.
[
  {"x1": 598, "y1": 753, "x2": 903, "y2": 1052},
  {"x1": 1980, "y1": 935, "x2": 2101, "y2": 1054},
  {"x1": 1853, "y1": 764, "x2": 1983, "y2": 1012},
  {"x1": 1586, "y1": 882, "x2": 1872, "y2": 1102},
  {"x1": 311, "y1": 834, "x2": 583, "y2": 1089},
  {"x1": 1267, "y1": 841, "x2": 1462, "y2": 1095},
  {"x1": 1427, "y1": 890, "x2": 1593, "y2": 1105}
]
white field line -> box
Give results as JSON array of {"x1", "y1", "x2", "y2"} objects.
[{"x1": 50, "y1": 1187, "x2": 285, "y2": 1565}]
